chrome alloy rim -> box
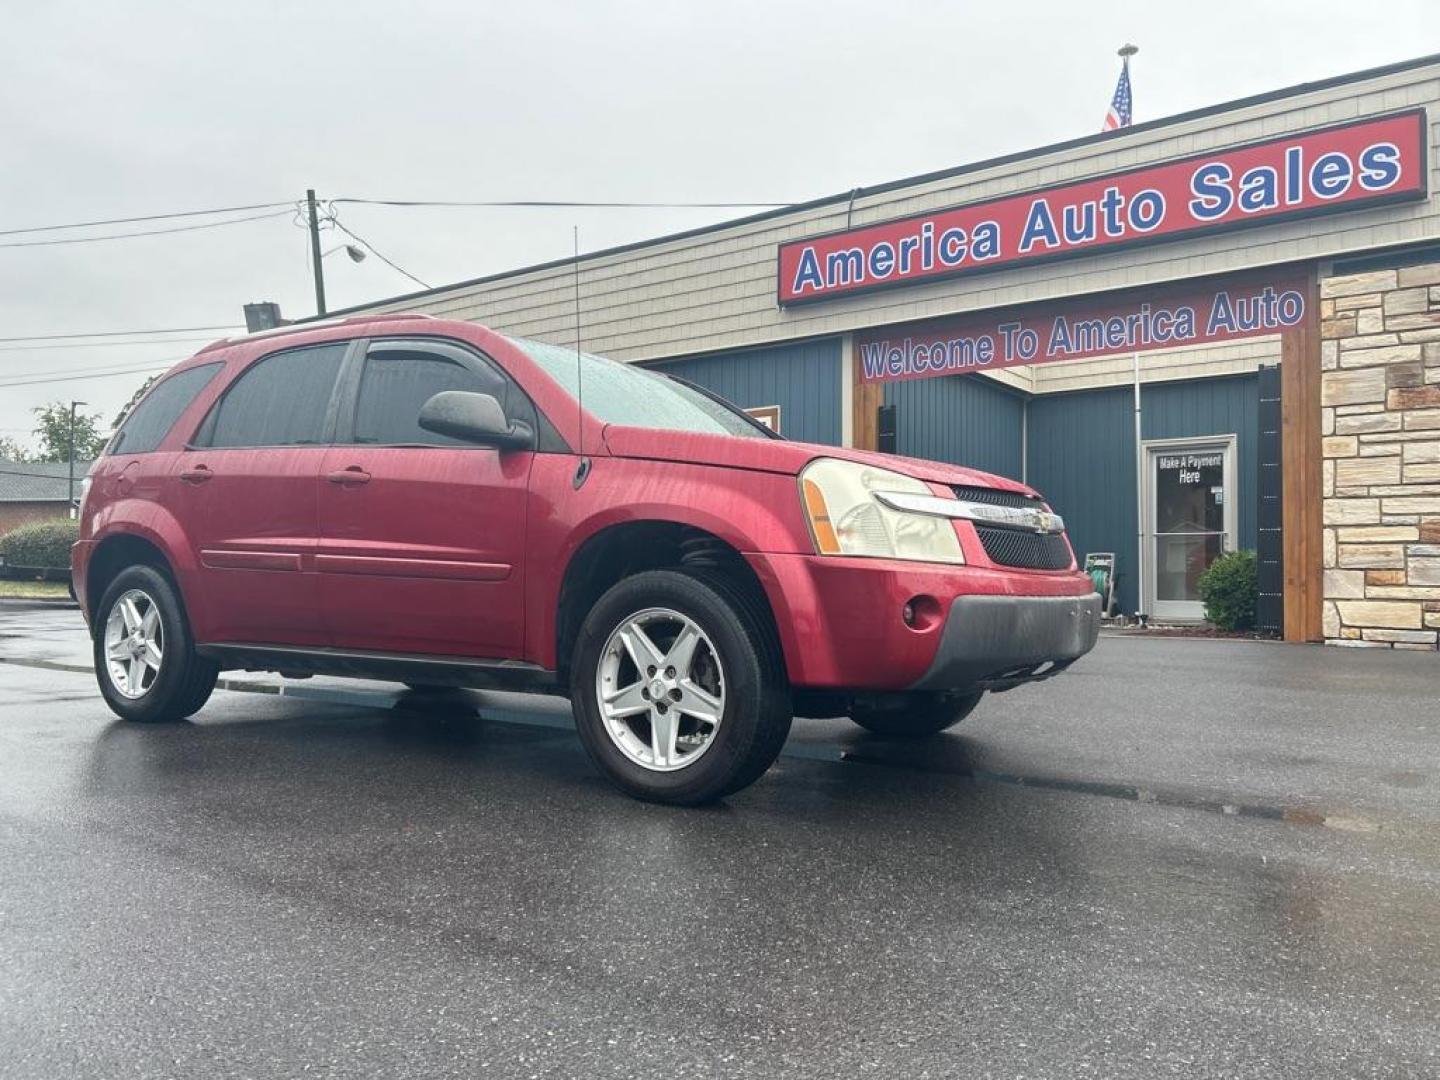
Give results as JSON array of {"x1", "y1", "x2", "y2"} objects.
[
  {"x1": 595, "y1": 607, "x2": 725, "y2": 772},
  {"x1": 103, "y1": 588, "x2": 164, "y2": 699}
]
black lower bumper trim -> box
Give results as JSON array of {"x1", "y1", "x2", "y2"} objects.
[{"x1": 909, "y1": 593, "x2": 1101, "y2": 691}]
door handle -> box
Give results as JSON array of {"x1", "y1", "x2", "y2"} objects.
[
  {"x1": 178, "y1": 465, "x2": 213, "y2": 484},
  {"x1": 326, "y1": 467, "x2": 372, "y2": 486}
]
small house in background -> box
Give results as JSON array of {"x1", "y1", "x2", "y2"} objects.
[{"x1": 0, "y1": 461, "x2": 94, "y2": 535}]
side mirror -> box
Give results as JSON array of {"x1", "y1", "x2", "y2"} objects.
[{"x1": 417, "y1": 390, "x2": 534, "y2": 450}]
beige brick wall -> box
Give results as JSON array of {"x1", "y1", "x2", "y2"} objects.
[{"x1": 1320, "y1": 262, "x2": 1440, "y2": 649}]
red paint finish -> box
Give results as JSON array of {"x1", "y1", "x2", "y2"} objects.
[
  {"x1": 77, "y1": 315, "x2": 1094, "y2": 693},
  {"x1": 316, "y1": 444, "x2": 531, "y2": 656},
  {"x1": 163, "y1": 446, "x2": 329, "y2": 645},
  {"x1": 778, "y1": 110, "x2": 1426, "y2": 305}
]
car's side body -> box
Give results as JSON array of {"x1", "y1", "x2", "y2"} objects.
[{"x1": 74, "y1": 315, "x2": 1100, "y2": 801}]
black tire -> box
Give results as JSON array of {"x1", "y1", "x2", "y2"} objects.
[
  {"x1": 849, "y1": 689, "x2": 984, "y2": 738},
  {"x1": 570, "y1": 569, "x2": 791, "y2": 805},
  {"x1": 93, "y1": 564, "x2": 218, "y2": 723}
]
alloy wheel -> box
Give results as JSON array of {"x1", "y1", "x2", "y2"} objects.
[
  {"x1": 594, "y1": 607, "x2": 725, "y2": 772},
  {"x1": 103, "y1": 588, "x2": 164, "y2": 699}
]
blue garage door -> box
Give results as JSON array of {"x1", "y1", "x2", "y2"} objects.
[{"x1": 646, "y1": 338, "x2": 842, "y2": 446}]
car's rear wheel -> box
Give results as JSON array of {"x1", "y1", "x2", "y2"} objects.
[
  {"x1": 849, "y1": 689, "x2": 983, "y2": 737},
  {"x1": 570, "y1": 570, "x2": 790, "y2": 805},
  {"x1": 94, "y1": 565, "x2": 218, "y2": 723}
]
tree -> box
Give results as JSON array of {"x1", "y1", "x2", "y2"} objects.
[
  {"x1": 0, "y1": 436, "x2": 34, "y2": 463},
  {"x1": 28, "y1": 402, "x2": 109, "y2": 464}
]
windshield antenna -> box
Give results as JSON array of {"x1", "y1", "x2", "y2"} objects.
[{"x1": 573, "y1": 224, "x2": 583, "y2": 454}]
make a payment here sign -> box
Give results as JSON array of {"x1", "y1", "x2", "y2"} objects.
[{"x1": 777, "y1": 110, "x2": 1427, "y2": 306}]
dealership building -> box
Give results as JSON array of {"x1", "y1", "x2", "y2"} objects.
[{"x1": 340, "y1": 54, "x2": 1440, "y2": 648}]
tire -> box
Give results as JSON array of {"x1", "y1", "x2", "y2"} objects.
[
  {"x1": 93, "y1": 564, "x2": 218, "y2": 723},
  {"x1": 570, "y1": 569, "x2": 791, "y2": 805},
  {"x1": 849, "y1": 689, "x2": 984, "y2": 738}
]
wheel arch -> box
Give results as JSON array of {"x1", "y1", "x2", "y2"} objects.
[
  {"x1": 553, "y1": 519, "x2": 786, "y2": 690},
  {"x1": 85, "y1": 527, "x2": 185, "y2": 627}
]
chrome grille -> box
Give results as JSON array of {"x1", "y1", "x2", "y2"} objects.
[
  {"x1": 950, "y1": 484, "x2": 1041, "y2": 510},
  {"x1": 974, "y1": 526, "x2": 1073, "y2": 571}
]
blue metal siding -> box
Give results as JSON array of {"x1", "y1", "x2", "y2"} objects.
[
  {"x1": 647, "y1": 338, "x2": 842, "y2": 446},
  {"x1": 884, "y1": 374, "x2": 1025, "y2": 480},
  {"x1": 1026, "y1": 373, "x2": 1259, "y2": 614}
]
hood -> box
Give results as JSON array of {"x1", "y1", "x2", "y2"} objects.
[{"x1": 600, "y1": 425, "x2": 1035, "y2": 495}]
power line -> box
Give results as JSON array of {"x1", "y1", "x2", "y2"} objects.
[
  {"x1": 0, "y1": 209, "x2": 293, "y2": 249},
  {"x1": 332, "y1": 197, "x2": 795, "y2": 209},
  {"x1": 0, "y1": 354, "x2": 191, "y2": 381},
  {"x1": 0, "y1": 324, "x2": 239, "y2": 343},
  {"x1": 0, "y1": 363, "x2": 173, "y2": 389},
  {"x1": 0, "y1": 336, "x2": 222, "y2": 354},
  {"x1": 328, "y1": 214, "x2": 431, "y2": 290},
  {"x1": 0, "y1": 195, "x2": 796, "y2": 245},
  {"x1": 0, "y1": 201, "x2": 293, "y2": 238},
  {"x1": 0, "y1": 465, "x2": 103, "y2": 480}
]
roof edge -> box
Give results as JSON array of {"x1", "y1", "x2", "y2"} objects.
[{"x1": 313, "y1": 50, "x2": 1440, "y2": 322}]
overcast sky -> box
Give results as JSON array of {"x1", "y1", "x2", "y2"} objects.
[{"x1": 1, "y1": 1, "x2": 1434, "y2": 443}]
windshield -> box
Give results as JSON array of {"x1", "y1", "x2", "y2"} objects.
[{"x1": 508, "y1": 335, "x2": 773, "y2": 440}]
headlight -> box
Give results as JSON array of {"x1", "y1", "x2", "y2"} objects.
[{"x1": 799, "y1": 458, "x2": 964, "y2": 565}]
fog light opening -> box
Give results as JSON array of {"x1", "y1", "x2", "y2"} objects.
[{"x1": 902, "y1": 594, "x2": 942, "y2": 632}]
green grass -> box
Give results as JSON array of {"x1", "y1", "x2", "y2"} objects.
[{"x1": 0, "y1": 578, "x2": 71, "y2": 600}]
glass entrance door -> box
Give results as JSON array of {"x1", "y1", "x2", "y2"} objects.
[{"x1": 1146, "y1": 438, "x2": 1236, "y2": 622}]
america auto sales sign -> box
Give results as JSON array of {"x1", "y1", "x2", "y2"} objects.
[{"x1": 776, "y1": 110, "x2": 1427, "y2": 307}]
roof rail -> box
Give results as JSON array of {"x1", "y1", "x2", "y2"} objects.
[{"x1": 195, "y1": 312, "x2": 440, "y2": 354}]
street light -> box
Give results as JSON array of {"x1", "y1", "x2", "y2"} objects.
[
  {"x1": 68, "y1": 400, "x2": 86, "y2": 519},
  {"x1": 323, "y1": 243, "x2": 367, "y2": 264}
]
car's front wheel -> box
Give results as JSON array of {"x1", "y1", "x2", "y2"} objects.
[
  {"x1": 94, "y1": 565, "x2": 218, "y2": 723},
  {"x1": 849, "y1": 689, "x2": 983, "y2": 737},
  {"x1": 570, "y1": 570, "x2": 791, "y2": 805}
]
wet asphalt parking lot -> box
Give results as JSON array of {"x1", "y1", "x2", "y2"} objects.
[{"x1": 0, "y1": 602, "x2": 1437, "y2": 1079}]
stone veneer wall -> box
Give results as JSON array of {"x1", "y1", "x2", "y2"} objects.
[{"x1": 1321, "y1": 260, "x2": 1440, "y2": 649}]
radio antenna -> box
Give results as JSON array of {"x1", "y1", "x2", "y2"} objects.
[{"x1": 573, "y1": 224, "x2": 583, "y2": 453}]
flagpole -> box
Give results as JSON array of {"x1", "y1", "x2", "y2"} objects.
[{"x1": 1134, "y1": 349, "x2": 1146, "y2": 623}]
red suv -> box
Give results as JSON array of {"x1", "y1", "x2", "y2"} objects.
[{"x1": 74, "y1": 316, "x2": 1100, "y2": 803}]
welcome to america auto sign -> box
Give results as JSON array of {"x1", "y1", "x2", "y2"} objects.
[
  {"x1": 777, "y1": 110, "x2": 1427, "y2": 306},
  {"x1": 855, "y1": 272, "x2": 1310, "y2": 383}
]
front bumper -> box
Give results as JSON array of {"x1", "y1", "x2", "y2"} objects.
[
  {"x1": 745, "y1": 552, "x2": 1100, "y2": 691},
  {"x1": 909, "y1": 593, "x2": 1101, "y2": 690}
]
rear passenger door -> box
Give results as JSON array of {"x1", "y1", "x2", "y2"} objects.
[
  {"x1": 167, "y1": 342, "x2": 350, "y2": 646},
  {"x1": 316, "y1": 339, "x2": 535, "y2": 659}
]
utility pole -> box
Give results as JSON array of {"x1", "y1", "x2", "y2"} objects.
[
  {"x1": 307, "y1": 188, "x2": 326, "y2": 316},
  {"x1": 67, "y1": 400, "x2": 85, "y2": 518}
]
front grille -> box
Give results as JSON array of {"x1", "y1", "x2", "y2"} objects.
[
  {"x1": 975, "y1": 525, "x2": 1073, "y2": 570},
  {"x1": 951, "y1": 484, "x2": 1041, "y2": 510}
]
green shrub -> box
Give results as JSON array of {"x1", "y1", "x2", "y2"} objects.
[
  {"x1": 0, "y1": 519, "x2": 80, "y2": 570},
  {"x1": 1198, "y1": 549, "x2": 1258, "y2": 631}
]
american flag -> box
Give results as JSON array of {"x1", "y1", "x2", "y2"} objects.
[{"x1": 1103, "y1": 59, "x2": 1133, "y2": 131}]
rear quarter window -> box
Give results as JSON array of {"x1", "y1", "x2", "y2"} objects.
[{"x1": 107, "y1": 362, "x2": 223, "y2": 454}]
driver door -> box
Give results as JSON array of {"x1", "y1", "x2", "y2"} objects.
[{"x1": 316, "y1": 339, "x2": 536, "y2": 659}]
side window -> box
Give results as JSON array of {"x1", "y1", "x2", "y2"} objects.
[
  {"x1": 108, "y1": 362, "x2": 222, "y2": 454},
  {"x1": 202, "y1": 344, "x2": 347, "y2": 448},
  {"x1": 352, "y1": 348, "x2": 507, "y2": 446}
]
